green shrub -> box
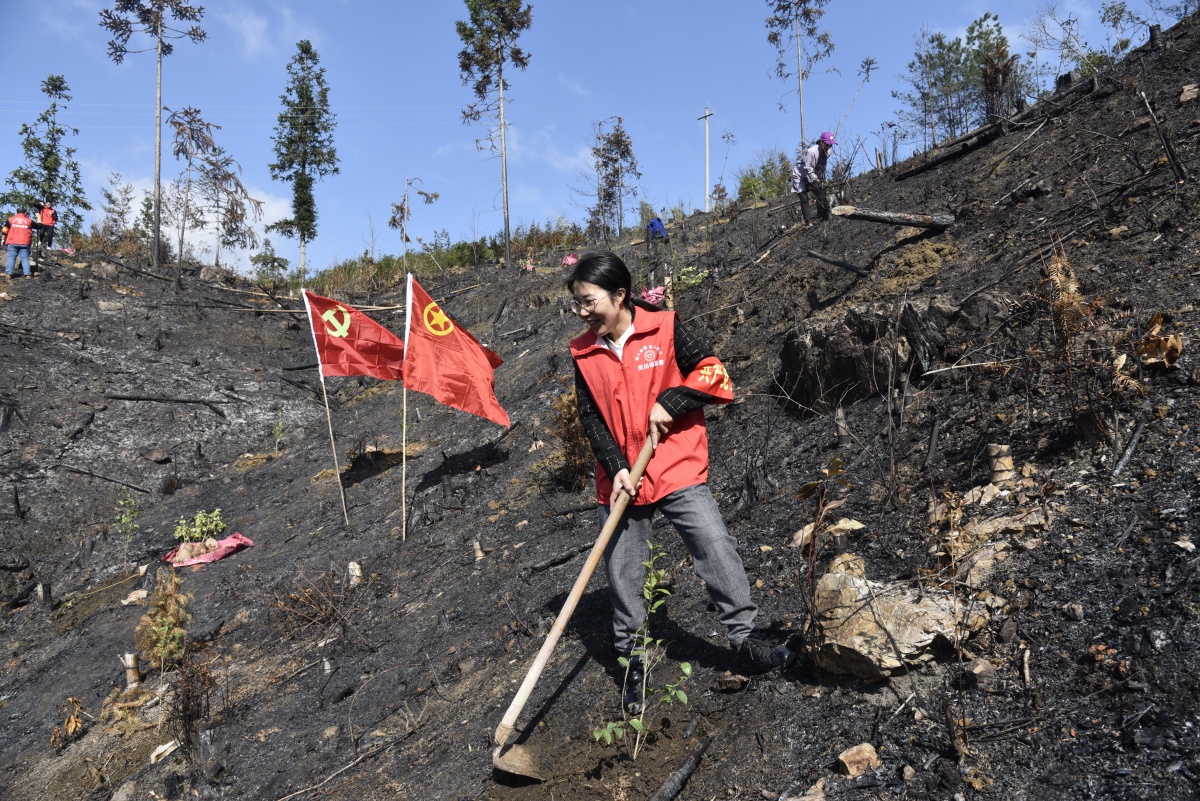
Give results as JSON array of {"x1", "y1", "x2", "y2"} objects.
[
  {"x1": 734, "y1": 147, "x2": 792, "y2": 202},
  {"x1": 173, "y1": 509, "x2": 227, "y2": 543}
]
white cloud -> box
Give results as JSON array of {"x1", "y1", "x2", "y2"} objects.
[
  {"x1": 214, "y1": 2, "x2": 322, "y2": 62},
  {"x1": 505, "y1": 124, "x2": 591, "y2": 174},
  {"x1": 557, "y1": 73, "x2": 589, "y2": 97},
  {"x1": 219, "y1": 9, "x2": 273, "y2": 59}
]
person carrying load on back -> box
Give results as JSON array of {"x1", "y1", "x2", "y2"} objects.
[
  {"x1": 790, "y1": 131, "x2": 836, "y2": 226},
  {"x1": 566, "y1": 251, "x2": 794, "y2": 715},
  {"x1": 4, "y1": 208, "x2": 34, "y2": 279}
]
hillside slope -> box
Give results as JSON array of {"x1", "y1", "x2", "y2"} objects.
[{"x1": 4, "y1": 14, "x2": 1200, "y2": 801}]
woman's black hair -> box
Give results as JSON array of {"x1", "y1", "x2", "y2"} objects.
[{"x1": 566, "y1": 251, "x2": 657, "y2": 310}]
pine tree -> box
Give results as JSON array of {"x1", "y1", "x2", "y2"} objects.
[
  {"x1": 98, "y1": 172, "x2": 136, "y2": 245},
  {"x1": 765, "y1": 0, "x2": 835, "y2": 148},
  {"x1": 268, "y1": 40, "x2": 339, "y2": 283},
  {"x1": 100, "y1": 0, "x2": 207, "y2": 272},
  {"x1": 2, "y1": 75, "x2": 91, "y2": 242},
  {"x1": 589, "y1": 118, "x2": 641, "y2": 240},
  {"x1": 455, "y1": 0, "x2": 533, "y2": 270},
  {"x1": 250, "y1": 238, "x2": 289, "y2": 286}
]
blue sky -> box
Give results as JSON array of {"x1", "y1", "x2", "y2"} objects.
[{"x1": 0, "y1": 1, "x2": 1174, "y2": 274}]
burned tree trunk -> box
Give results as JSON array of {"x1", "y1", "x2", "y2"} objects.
[{"x1": 832, "y1": 206, "x2": 955, "y2": 230}]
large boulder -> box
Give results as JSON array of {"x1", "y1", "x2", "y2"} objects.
[{"x1": 812, "y1": 553, "x2": 987, "y2": 679}]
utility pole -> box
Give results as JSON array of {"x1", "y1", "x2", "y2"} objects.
[
  {"x1": 795, "y1": 15, "x2": 806, "y2": 147},
  {"x1": 698, "y1": 104, "x2": 712, "y2": 212}
]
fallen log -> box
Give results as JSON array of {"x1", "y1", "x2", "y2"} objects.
[
  {"x1": 832, "y1": 206, "x2": 955, "y2": 230},
  {"x1": 893, "y1": 125, "x2": 1005, "y2": 181},
  {"x1": 807, "y1": 249, "x2": 868, "y2": 277}
]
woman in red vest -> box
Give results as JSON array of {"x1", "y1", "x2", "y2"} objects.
[
  {"x1": 37, "y1": 202, "x2": 57, "y2": 250},
  {"x1": 567, "y1": 251, "x2": 792, "y2": 713}
]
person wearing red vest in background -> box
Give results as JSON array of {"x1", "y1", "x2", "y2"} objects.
[
  {"x1": 567, "y1": 251, "x2": 794, "y2": 715},
  {"x1": 4, "y1": 208, "x2": 34, "y2": 278},
  {"x1": 36, "y1": 201, "x2": 57, "y2": 251}
]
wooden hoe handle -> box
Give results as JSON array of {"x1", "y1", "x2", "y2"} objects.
[{"x1": 494, "y1": 437, "x2": 656, "y2": 746}]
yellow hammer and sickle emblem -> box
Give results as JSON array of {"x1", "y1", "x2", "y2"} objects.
[
  {"x1": 423, "y1": 302, "x2": 454, "y2": 337},
  {"x1": 321, "y1": 306, "x2": 352, "y2": 338}
]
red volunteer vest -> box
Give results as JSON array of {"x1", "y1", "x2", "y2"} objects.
[
  {"x1": 39, "y1": 207, "x2": 55, "y2": 226},
  {"x1": 6, "y1": 214, "x2": 32, "y2": 246},
  {"x1": 570, "y1": 308, "x2": 712, "y2": 506}
]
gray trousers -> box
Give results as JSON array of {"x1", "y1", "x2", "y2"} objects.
[{"x1": 599, "y1": 483, "x2": 757, "y2": 654}]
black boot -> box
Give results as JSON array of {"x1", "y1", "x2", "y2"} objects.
[
  {"x1": 621, "y1": 654, "x2": 645, "y2": 715},
  {"x1": 735, "y1": 634, "x2": 796, "y2": 672}
]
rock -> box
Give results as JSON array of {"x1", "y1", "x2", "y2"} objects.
[
  {"x1": 97, "y1": 299, "x2": 124, "y2": 312},
  {"x1": 998, "y1": 617, "x2": 1018, "y2": 644},
  {"x1": 956, "y1": 542, "x2": 1009, "y2": 588},
  {"x1": 94, "y1": 262, "x2": 119, "y2": 280},
  {"x1": 1181, "y1": 83, "x2": 1198, "y2": 104},
  {"x1": 902, "y1": 765, "x2": 917, "y2": 782},
  {"x1": 140, "y1": 448, "x2": 171, "y2": 464},
  {"x1": 1127, "y1": 116, "x2": 1153, "y2": 134},
  {"x1": 793, "y1": 778, "x2": 827, "y2": 800},
  {"x1": 813, "y1": 554, "x2": 987, "y2": 679},
  {"x1": 964, "y1": 657, "x2": 998, "y2": 690},
  {"x1": 715, "y1": 671, "x2": 749, "y2": 692},
  {"x1": 837, "y1": 743, "x2": 881, "y2": 776},
  {"x1": 1064, "y1": 602, "x2": 1085, "y2": 621},
  {"x1": 199, "y1": 264, "x2": 234, "y2": 282},
  {"x1": 110, "y1": 781, "x2": 137, "y2": 801},
  {"x1": 828, "y1": 552, "x2": 865, "y2": 578}
]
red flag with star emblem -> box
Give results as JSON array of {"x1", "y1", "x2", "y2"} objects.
[
  {"x1": 402, "y1": 275, "x2": 509, "y2": 428},
  {"x1": 302, "y1": 289, "x2": 406, "y2": 381}
]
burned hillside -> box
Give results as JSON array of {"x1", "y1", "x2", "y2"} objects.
[{"x1": 4, "y1": 13, "x2": 1200, "y2": 801}]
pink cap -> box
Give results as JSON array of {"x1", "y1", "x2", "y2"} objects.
[{"x1": 819, "y1": 131, "x2": 837, "y2": 146}]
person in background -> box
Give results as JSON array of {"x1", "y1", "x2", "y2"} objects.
[
  {"x1": 566, "y1": 251, "x2": 794, "y2": 714},
  {"x1": 36, "y1": 200, "x2": 57, "y2": 251},
  {"x1": 646, "y1": 216, "x2": 670, "y2": 244},
  {"x1": 4, "y1": 208, "x2": 34, "y2": 279},
  {"x1": 790, "y1": 131, "x2": 836, "y2": 226}
]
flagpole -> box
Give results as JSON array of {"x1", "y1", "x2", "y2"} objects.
[
  {"x1": 302, "y1": 288, "x2": 351, "y2": 526},
  {"x1": 401, "y1": 386, "x2": 408, "y2": 542},
  {"x1": 402, "y1": 272, "x2": 412, "y2": 543},
  {"x1": 320, "y1": 377, "x2": 351, "y2": 526}
]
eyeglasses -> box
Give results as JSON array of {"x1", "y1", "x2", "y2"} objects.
[{"x1": 569, "y1": 293, "x2": 609, "y2": 315}]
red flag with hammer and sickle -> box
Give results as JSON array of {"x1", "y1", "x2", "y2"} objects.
[
  {"x1": 402, "y1": 275, "x2": 510, "y2": 428},
  {"x1": 302, "y1": 289, "x2": 406, "y2": 381}
]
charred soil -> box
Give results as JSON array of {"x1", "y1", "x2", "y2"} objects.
[{"x1": 5, "y1": 16, "x2": 1200, "y2": 801}]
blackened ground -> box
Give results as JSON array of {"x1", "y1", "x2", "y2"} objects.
[{"x1": 4, "y1": 14, "x2": 1200, "y2": 801}]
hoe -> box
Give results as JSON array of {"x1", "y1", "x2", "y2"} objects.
[{"x1": 493, "y1": 438, "x2": 655, "y2": 780}]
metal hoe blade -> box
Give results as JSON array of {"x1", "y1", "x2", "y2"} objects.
[{"x1": 492, "y1": 740, "x2": 546, "y2": 782}]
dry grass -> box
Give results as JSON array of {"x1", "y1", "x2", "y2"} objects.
[
  {"x1": 133, "y1": 568, "x2": 191, "y2": 670},
  {"x1": 550, "y1": 381, "x2": 592, "y2": 492}
]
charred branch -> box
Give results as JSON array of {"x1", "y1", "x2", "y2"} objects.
[{"x1": 806, "y1": 249, "x2": 869, "y2": 277}]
